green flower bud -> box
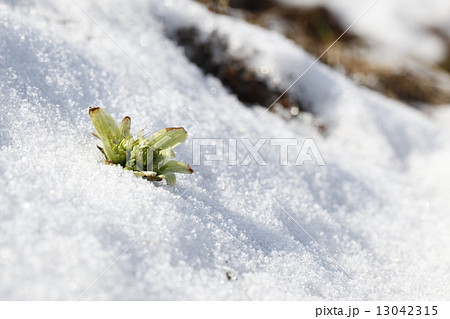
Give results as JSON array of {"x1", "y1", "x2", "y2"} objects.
[{"x1": 89, "y1": 107, "x2": 194, "y2": 185}]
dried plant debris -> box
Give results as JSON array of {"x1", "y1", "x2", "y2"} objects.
[
  {"x1": 197, "y1": 0, "x2": 275, "y2": 13},
  {"x1": 89, "y1": 107, "x2": 194, "y2": 186},
  {"x1": 351, "y1": 65, "x2": 450, "y2": 106},
  {"x1": 197, "y1": 0, "x2": 450, "y2": 106},
  {"x1": 229, "y1": 0, "x2": 276, "y2": 12},
  {"x1": 173, "y1": 26, "x2": 304, "y2": 116}
]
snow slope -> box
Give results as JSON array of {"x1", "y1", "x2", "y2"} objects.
[
  {"x1": 0, "y1": 0, "x2": 449, "y2": 300},
  {"x1": 279, "y1": 0, "x2": 450, "y2": 63}
]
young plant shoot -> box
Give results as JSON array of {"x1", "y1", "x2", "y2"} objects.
[{"x1": 89, "y1": 107, "x2": 194, "y2": 186}]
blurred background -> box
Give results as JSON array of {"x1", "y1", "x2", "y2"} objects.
[{"x1": 193, "y1": 0, "x2": 450, "y2": 110}]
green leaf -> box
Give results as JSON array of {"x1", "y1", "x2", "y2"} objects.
[
  {"x1": 151, "y1": 149, "x2": 176, "y2": 171},
  {"x1": 119, "y1": 116, "x2": 132, "y2": 138},
  {"x1": 134, "y1": 170, "x2": 158, "y2": 178},
  {"x1": 101, "y1": 138, "x2": 125, "y2": 164},
  {"x1": 137, "y1": 129, "x2": 145, "y2": 140},
  {"x1": 89, "y1": 107, "x2": 127, "y2": 164},
  {"x1": 89, "y1": 107, "x2": 122, "y2": 142},
  {"x1": 159, "y1": 160, "x2": 194, "y2": 174},
  {"x1": 146, "y1": 127, "x2": 188, "y2": 150}
]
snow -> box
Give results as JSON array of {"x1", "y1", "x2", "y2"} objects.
[{"x1": 0, "y1": 0, "x2": 449, "y2": 300}]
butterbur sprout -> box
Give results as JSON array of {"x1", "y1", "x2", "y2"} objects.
[{"x1": 89, "y1": 107, "x2": 194, "y2": 186}]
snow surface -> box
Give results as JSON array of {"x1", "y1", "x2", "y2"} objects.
[{"x1": 0, "y1": 0, "x2": 449, "y2": 300}]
